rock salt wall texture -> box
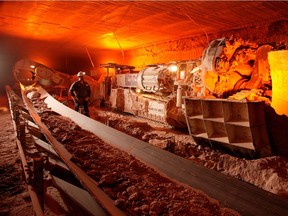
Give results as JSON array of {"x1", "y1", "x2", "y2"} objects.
[{"x1": 124, "y1": 20, "x2": 288, "y2": 70}]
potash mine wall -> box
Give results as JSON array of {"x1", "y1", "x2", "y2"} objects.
[{"x1": 124, "y1": 19, "x2": 288, "y2": 70}]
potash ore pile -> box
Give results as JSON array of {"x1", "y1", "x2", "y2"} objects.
[{"x1": 26, "y1": 89, "x2": 239, "y2": 216}]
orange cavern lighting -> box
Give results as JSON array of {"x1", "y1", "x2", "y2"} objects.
[{"x1": 268, "y1": 50, "x2": 288, "y2": 116}]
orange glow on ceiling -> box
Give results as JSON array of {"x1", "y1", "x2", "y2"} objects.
[
  {"x1": 0, "y1": 1, "x2": 287, "y2": 55},
  {"x1": 97, "y1": 32, "x2": 140, "y2": 50},
  {"x1": 98, "y1": 32, "x2": 120, "y2": 50}
]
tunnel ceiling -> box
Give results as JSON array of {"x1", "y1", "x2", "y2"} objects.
[{"x1": 0, "y1": 1, "x2": 288, "y2": 55}]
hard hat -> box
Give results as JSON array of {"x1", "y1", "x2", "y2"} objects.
[{"x1": 77, "y1": 71, "x2": 85, "y2": 77}]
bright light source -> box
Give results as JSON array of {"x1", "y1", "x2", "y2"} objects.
[
  {"x1": 30, "y1": 65, "x2": 35, "y2": 69},
  {"x1": 180, "y1": 70, "x2": 185, "y2": 79},
  {"x1": 169, "y1": 65, "x2": 178, "y2": 73},
  {"x1": 268, "y1": 50, "x2": 288, "y2": 116},
  {"x1": 136, "y1": 88, "x2": 141, "y2": 94}
]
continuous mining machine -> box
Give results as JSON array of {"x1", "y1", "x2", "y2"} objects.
[
  {"x1": 107, "y1": 37, "x2": 276, "y2": 126},
  {"x1": 12, "y1": 37, "x2": 288, "y2": 157},
  {"x1": 105, "y1": 37, "x2": 288, "y2": 158}
]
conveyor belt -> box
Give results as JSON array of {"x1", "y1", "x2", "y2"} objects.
[
  {"x1": 21, "y1": 86, "x2": 125, "y2": 216},
  {"x1": 24, "y1": 86, "x2": 288, "y2": 216},
  {"x1": 51, "y1": 176, "x2": 108, "y2": 216}
]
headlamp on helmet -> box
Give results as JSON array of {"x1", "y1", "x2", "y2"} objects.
[{"x1": 77, "y1": 71, "x2": 86, "y2": 77}]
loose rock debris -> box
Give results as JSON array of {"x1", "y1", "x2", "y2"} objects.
[{"x1": 27, "y1": 89, "x2": 240, "y2": 215}]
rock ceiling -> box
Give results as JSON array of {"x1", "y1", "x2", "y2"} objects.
[{"x1": 0, "y1": 1, "x2": 287, "y2": 54}]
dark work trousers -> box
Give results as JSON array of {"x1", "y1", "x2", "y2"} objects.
[{"x1": 74, "y1": 98, "x2": 90, "y2": 117}]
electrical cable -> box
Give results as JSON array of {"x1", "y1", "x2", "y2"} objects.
[
  {"x1": 113, "y1": 2, "x2": 135, "y2": 62},
  {"x1": 183, "y1": 12, "x2": 209, "y2": 46}
]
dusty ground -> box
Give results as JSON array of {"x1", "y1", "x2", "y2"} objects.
[
  {"x1": 0, "y1": 95, "x2": 71, "y2": 216},
  {"x1": 0, "y1": 95, "x2": 33, "y2": 215},
  {"x1": 88, "y1": 106, "x2": 288, "y2": 198}
]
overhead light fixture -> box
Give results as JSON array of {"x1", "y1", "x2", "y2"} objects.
[{"x1": 168, "y1": 64, "x2": 178, "y2": 73}]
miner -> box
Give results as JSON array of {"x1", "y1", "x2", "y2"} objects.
[{"x1": 69, "y1": 71, "x2": 91, "y2": 117}]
